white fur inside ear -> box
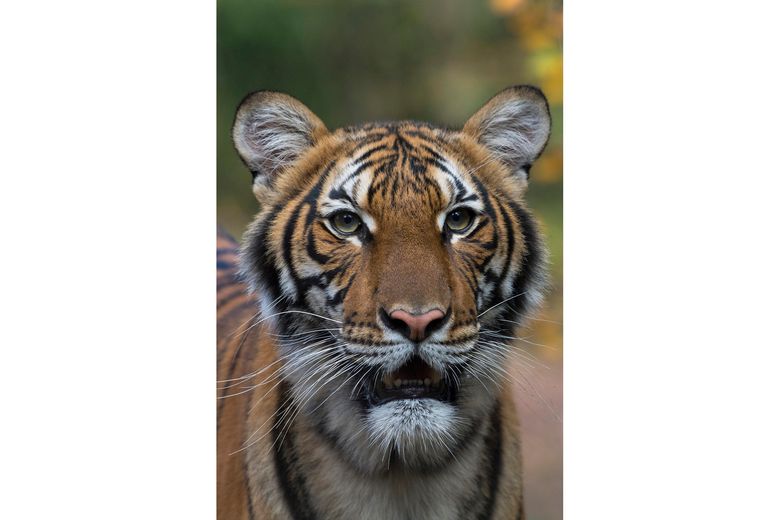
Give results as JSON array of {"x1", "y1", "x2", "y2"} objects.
[
  {"x1": 478, "y1": 98, "x2": 550, "y2": 174},
  {"x1": 234, "y1": 101, "x2": 315, "y2": 182}
]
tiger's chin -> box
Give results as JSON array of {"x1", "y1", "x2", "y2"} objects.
[{"x1": 364, "y1": 398, "x2": 462, "y2": 468}]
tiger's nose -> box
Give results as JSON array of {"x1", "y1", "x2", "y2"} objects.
[{"x1": 382, "y1": 308, "x2": 447, "y2": 342}]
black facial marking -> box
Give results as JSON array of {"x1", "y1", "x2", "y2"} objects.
[
  {"x1": 247, "y1": 203, "x2": 285, "y2": 303},
  {"x1": 495, "y1": 200, "x2": 516, "y2": 284},
  {"x1": 495, "y1": 201, "x2": 543, "y2": 336},
  {"x1": 327, "y1": 186, "x2": 353, "y2": 203},
  {"x1": 281, "y1": 161, "x2": 335, "y2": 302}
]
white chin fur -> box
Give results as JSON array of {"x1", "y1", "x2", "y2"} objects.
[{"x1": 366, "y1": 399, "x2": 459, "y2": 465}]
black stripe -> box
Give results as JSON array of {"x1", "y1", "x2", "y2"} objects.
[
  {"x1": 326, "y1": 271, "x2": 355, "y2": 307},
  {"x1": 402, "y1": 128, "x2": 444, "y2": 145},
  {"x1": 477, "y1": 404, "x2": 503, "y2": 520},
  {"x1": 498, "y1": 202, "x2": 543, "y2": 336},
  {"x1": 242, "y1": 344, "x2": 261, "y2": 520},
  {"x1": 496, "y1": 200, "x2": 516, "y2": 285},
  {"x1": 305, "y1": 221, "x2": 331, "y2": 265},
  {"x1": 246, "y1": 205, "x2": 284, "y2": 304},
  {"x1": 418, "y1": 143, "x2": 447, "y2": 162},
  {"x1": 430, "y1": 157, "x2": 455, "y2": 176},
  {"x1": 327, "y1": 186, "x2": 352, "y2": 203},
  {"x1": 352, "y1": 143, "x2": 389, "y2": 164},
  {"x1": 342, "y1": 128, "x2": 391, "y2": 143},
  {"x1": 468, "y1": 178, "x2": 499, "y2": 284},
  {"x1": 243, "y1": 457, "x2": 257, "y2": 520},
  {"x1": 456, "y1": 193, "x2": 479, "y2": 204},
  {"x1": 282, "y1": 202, "x2": 308, "y2": 301},
  {"x1": 468, "y1": 174, "x2": 497, "y2": 220},
  {"x1": 282, "y1": 162, "x2": 336, "y2": 301},
  {"x1": 216, "y1": 305, "x2": 257, "y2": 424},
  {"x1": 340, "y1": 155, "x2": 383, "y2": 185},
  {"x1": 274, "y1": 382, "x2": 318, "y2": 520},
  {"x1": 462, "y1": 218, "x2": 489, "y2": 244},
  {"x1": 216, "y1": 285, "x2": 245, "y2": 308}
]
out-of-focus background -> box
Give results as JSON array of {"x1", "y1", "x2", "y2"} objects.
[{"x1": 218, "y1": 0, "x2": 562, "y2": 518}]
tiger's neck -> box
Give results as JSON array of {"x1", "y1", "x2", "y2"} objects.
[{"x1": 253, "y1": 382, "x2": 509, "y2": 520}]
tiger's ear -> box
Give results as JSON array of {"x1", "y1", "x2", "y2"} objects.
[
  {"x1": 232, "y1": 91, "x2": 328, "y2": 186},
  {"x1": 463, "y1": 85, "x2": 551, "y2": 180}
]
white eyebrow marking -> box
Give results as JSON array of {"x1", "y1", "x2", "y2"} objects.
[
  {"x1": 430, "y1": 158, "x2": 485, "y2": 245},
  {"x1": 319, "y1": 159, "x2": 378, "y2": 234}
]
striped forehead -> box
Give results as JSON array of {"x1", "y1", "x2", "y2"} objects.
[{"x1": 323, "y1": 142, "x2": 483, "y2": 214}]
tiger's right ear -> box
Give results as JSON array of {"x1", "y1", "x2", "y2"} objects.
[
  {"x1": 232, "y1": 91, "x2": 328, "y2": 185},
  {"x1": 463, "y1": 85, "x2": 551, "y2": 182}
]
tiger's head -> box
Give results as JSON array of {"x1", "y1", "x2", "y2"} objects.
[{"x1": 234, "y1": 86, "x2": 550, "y2": 473}]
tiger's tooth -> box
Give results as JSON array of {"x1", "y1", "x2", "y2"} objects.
[
  {"x1": 394, "y1": 379, "x2": 402, "y2": 388},
  {"x1": 424, "y1": 378, "x2": 431, "y2": 386}
]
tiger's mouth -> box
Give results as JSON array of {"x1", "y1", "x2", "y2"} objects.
[{"x1": 364, "y1": 356, "x2": 456, "y2": 406}]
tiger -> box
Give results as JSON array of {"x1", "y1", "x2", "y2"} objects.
[{"x1": 217, "y1": 85, "x2": 551, "y2": 520}]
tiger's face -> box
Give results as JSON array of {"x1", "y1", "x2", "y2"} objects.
[{"x1": 234, "y1": 86, "x2": 550, "y2": 473}]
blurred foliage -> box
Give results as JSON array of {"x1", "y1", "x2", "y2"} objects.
[
  {"x1": 218, "y1": 0, "x2": 562, "y2": 271},
  {"x1": 218, "y1": 2, "x2": 562, "y2": 517}
]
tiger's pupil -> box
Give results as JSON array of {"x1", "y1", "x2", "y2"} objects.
[{"x1": 332, "y1": 212, "x2": 361, "y2": 234}]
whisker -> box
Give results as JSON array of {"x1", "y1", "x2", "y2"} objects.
[{"x1": 476, "y1": 291, "x2": 527, "y2": 318}]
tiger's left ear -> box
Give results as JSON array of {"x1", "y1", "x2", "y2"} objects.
[
  {"x1": 232, "y1": 91, "x2": 328, "y2": 186},
  {"x1": 463, "y1": 85, "x2": 551, "y2": 180}
]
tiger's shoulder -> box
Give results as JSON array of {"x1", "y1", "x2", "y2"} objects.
[{"x1": 216, "y1": 228, "x2": 281, "y2": 520}]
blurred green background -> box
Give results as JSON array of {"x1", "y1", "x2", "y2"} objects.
[{"x1": 218, "y1": 0, "x2": 562, "y2": 518}]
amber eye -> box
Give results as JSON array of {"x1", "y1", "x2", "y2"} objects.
[
  {"x1": 330, "y1": 211, "x2": 362, "y2": 235},
  {"x1": 445, "y1": 208, "x2": 475, "y2": 233}
]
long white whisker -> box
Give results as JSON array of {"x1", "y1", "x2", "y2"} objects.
[{"x1": 477, "y1": 291, "x2": 527, "y2": 318}]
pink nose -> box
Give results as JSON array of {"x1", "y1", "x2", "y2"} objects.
[{"x1": 387, "y1": 309, "x2": 446, "y2": 342}]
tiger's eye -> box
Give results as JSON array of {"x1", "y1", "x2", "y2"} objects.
[
  {"x1": 445, "y1": 208, "x2": 474, "y2": 232},
  {"x1": 330, "y1": 211, "x2": 362, "y2": 235}
]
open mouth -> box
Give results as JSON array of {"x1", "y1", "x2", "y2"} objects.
[{"x1": 365, "y1": 356, "x2": 456, "y2": 406}]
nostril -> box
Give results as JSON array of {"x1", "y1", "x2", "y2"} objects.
[
  {"x1": 380, "y1": 308, "x2": 412, "y2": 338},
  {"x1": 425, "y1": 315, "x2": 446, "y2": 337}
]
